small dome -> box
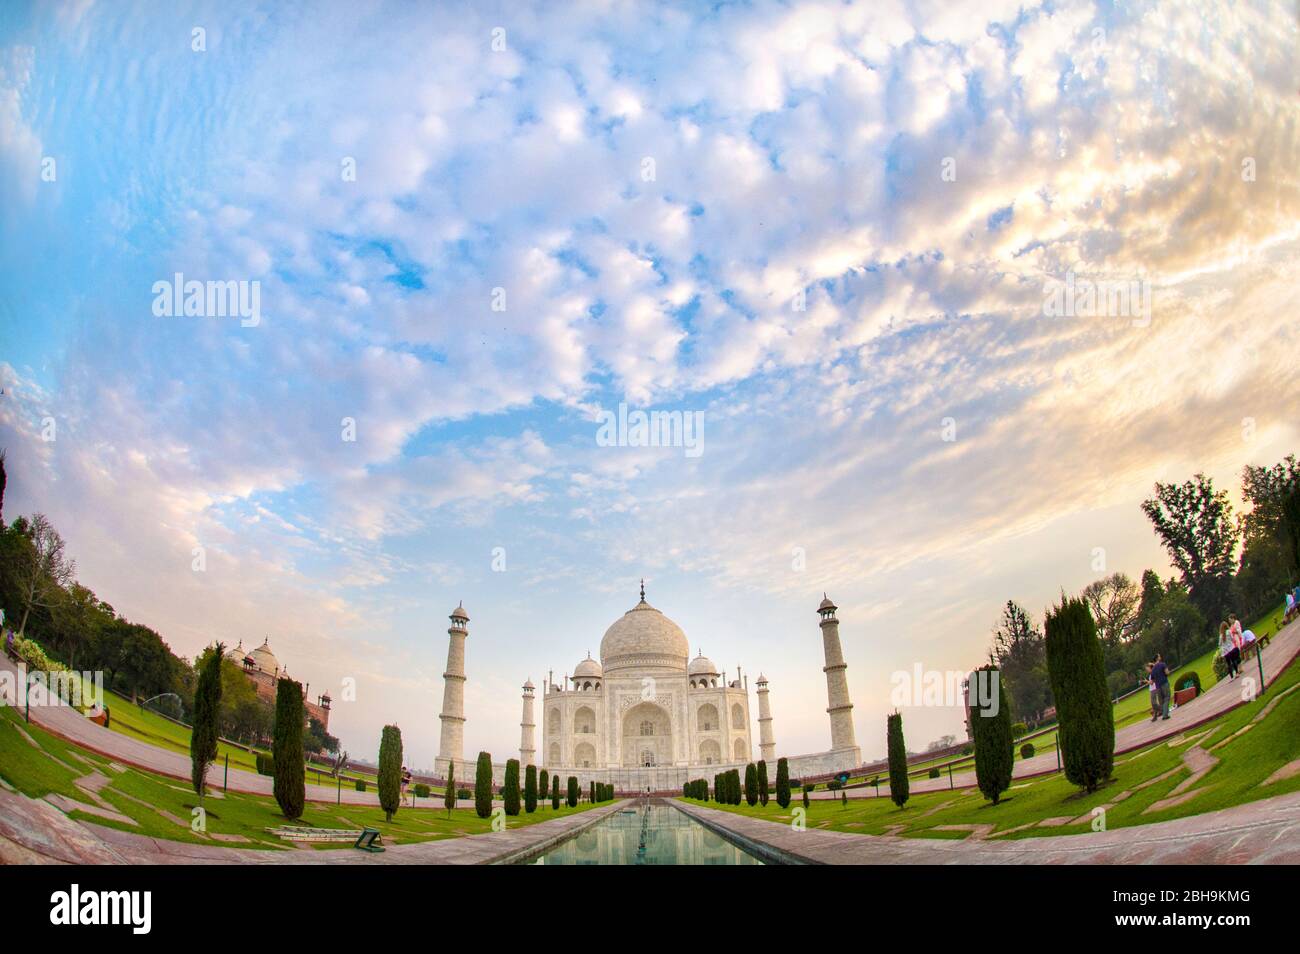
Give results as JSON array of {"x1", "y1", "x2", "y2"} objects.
[
  {"x1": 818, "y1": 593, "x2": 837, "y2": 612},
  {"x1": 450, "y1": 602, "x2": 469, "y2": 622},
  {"x1": 248, "y1": 639, "x2": 279, "y2": 676},
  {"x1": 573, "y1": 656, "x2": 603, "y2": 678},
  {"x1": 523, "y1": 678, "x2": 535, "y2": 690},
  {"x1": 224, "y1": 640, "x2": 245, "y2": 661},
  {"x1": 688, "y1": 652, "x2": 719, "y2": 676},
  {"x1": 756, "y1": 672, "x2": 768, "y2": 684}
]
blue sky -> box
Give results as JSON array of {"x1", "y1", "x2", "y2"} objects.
[{"x1": 1, "y1": 0, "x2": 1297, "y2": 767}]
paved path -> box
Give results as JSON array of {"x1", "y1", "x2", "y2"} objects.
[
  {"x1": 811, "y1": 615, "x2": 1300, "y2": 800},
  {"x1": 0, "y1": 784, "x2": 628, "y2": 865},
  {"x1": 673, "y1": 793, "x2": 1300, "y2": 863}
]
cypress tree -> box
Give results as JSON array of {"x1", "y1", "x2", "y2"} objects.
[
  {"x1": 377, "y1": 724, "x2": 403, "y2": 822},
  {"x1": 539, "y1": 768, "x2": 549, "y2": 806},
  {"x1": 474, "y1": 751, "x2": 493, "y2": 819},
  {"x1": 970, "y1": 664, "x2": 1014, "y2": 804},
  {"x1": 589, "y1": 779, "x2": 596, "y2": 803},
  {"x1": 1045, "y1": 595, "x2": 1115, "y2": 792},
  {"x1": 757, "y1": 760, "x2": 769, "y2": 806},
  {"x1": 713, "y1": 773, "x2": 720, "y2": 802},
  {"x1": 443, "y1": 761, "x2": 456, "y2": 817},
  {"x1": 272, "y1": 678, "x2": 306, "y2": 819},
  {"x1": 887, "y1": 711, "x2": 909, "y2": 808},
  {"x1": 502, "y1": 758, "x2": 521, "y2": 816},
  {"x1": 802, "y1": 785, "x2": 810, "y2": 808},
  {"x1": 551, "y1": 773, "x2": 561, "y2": 809},
  {"x1": 744, "y1": 763, "x2": 758, "y2": 805},
  {"x1": 566, "y1": 775, "x2": 579, "y2": 808},
  {"x1": 775, "y1": 757, "x2": 791, "y2": 808},
  {"x1": 731, "y1": 769, "x2": 742, "y2": 804},
  {"x1": 525, "y1": 764, "x2": 538, "y2": 813},
  {"x1": 190, "y1": 643, "x2": 223, "y2": 802}
]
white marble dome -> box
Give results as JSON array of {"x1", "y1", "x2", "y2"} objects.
[
  {"x1": 599, "y1": 597, "x2": 689, "y2": 672},
  {"x1": 248, "y1": 638, "x2": 279, "y2": 676},
  {"x1": 573, "y1": 656, "x2": 603, "y2": 678},
  {"x1": 688, "y1": 652, "x2": 719, "y2": 676}
]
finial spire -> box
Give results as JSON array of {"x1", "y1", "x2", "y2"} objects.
[{"x1": 639, "y1": 578, "x2": 646, "y2": 602}]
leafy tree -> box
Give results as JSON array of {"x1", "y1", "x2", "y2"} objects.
[
  {"x1": 775, "y1": 757, "x2": 791, "y2": 808},
  {"x1": 377, "y1": 724, "x2": 403, "y2": 822},
  {"x1": 986, "y1": 601, "x2": 1053, "y2": 726},
  {"x1": 11, "y1": 513, "x2": 76, "y2": 638},
  {"x1": 538, "y1": 768, "x2": 549, "y2": 807},
  {"x1": 1080, "y1": 573, "x2": 1140, "y2": 672},
  {"x1": 969, "y1": 664, "x2": 1013, "y2": 804},
  {"x1": 551, "y1": 772, "x2": 561, "y2": 809},
  {"x1": 1141, "y1": 474, "x2": 1238, "y2": 626},
  {"x1": 1241, "y1": 455, "x2": 1300, "y2": 580},
  {"x1": 757, "y1": 759, "x2": 769, "y2": 806},
  {"x1": 190, "y1": 641, "x2": 223, "y2": 802},
  {"x1": 524, "y1": 764, "x2": 538, "y2": 813},
  {"x1": 443, "y1": 761, "x2": 456, "y2": 817},
  {"x1": 474, "y1": 752, "x2": 493, "y2": 818},
  {"x1": 1233, "y1": 533, "x2": 1290, "y2": 622},
  {"x1": 272, "y1": 678, "x2": 306, "y2": 819},
  {"x1": 305, "y1": 716, "x2": 339, "y2": 756},
  {"x1": 566, "y1": 775, "x2": 579, "y2": 808},
  {"x1": 1045, "y1": 596, "x2": 1114, "y2": 793},
  {"x1": 1135, "y1": 569, "x2": 1166, "y2": 632},
  {"x1": 887, "y1": 712, "x2": 909, "y2": 807},
  {"x1": 1126, "y1": 580, "x2": 1207, "y2": 671}
]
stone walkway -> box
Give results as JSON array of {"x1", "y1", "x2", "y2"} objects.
[
  {"x1": 812, "y1": 615, "x2": 1300, "y2": 800},
  {"x1": 673, "y1": 793, "x2": 1300, "y2": 863},
  {"x1": 0, "y1": 784, "x2": 627, "y2": 865}
]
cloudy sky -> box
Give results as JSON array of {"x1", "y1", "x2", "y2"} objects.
[{"x1": 1, "y1": 0, "x2": 1296, "y2": 767}]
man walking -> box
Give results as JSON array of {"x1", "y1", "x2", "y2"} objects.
[{"x1": 1150, "y1": 654, "x2": 1171, "y2": 721}]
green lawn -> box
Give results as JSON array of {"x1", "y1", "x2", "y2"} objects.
[
  {"x1": 0, "y1": 705, "x2": 592, "y2": 850},
  {"x1": 687, "y1": 648, "x2": 1300, "y2": 841}
]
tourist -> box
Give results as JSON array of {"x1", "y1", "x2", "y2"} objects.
[
  {"x1": 1287, "y1": 590, "x2": 1297, "y2": 620},
  {"x1": 1150, "y1": 654, "x2": 1171, "y2": 721},
  {"x1": 3, "y1": 626, "x2": 14, "y2": 662},
  {"x1": 1145, "y1": 662, "x2": 1159, "y2": 720},
  {"x1": 1219, "y1": 622, "x2": 1239, "y2": 679}
]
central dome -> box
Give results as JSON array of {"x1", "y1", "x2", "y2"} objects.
[{"x1": 600, "y1": 596, "x2": 690, "y2": 673}]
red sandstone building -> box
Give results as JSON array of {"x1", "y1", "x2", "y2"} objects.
[{"x1": 226, "y1": 638, "x2": 331, "y2": 730}]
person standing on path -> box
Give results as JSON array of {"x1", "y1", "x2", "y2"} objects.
[
  {"x1": 1150, "y1": 654, "x2": 1171, "y2": 721},
  {"x1": 1145, "y1": 662, "x2": 1159, "y2": 720},
  {"x1": 1219, "y1": 622, "x2": 1240, "y2": 679}
]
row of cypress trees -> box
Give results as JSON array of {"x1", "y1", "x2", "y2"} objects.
[{"x1": 693, "y1": 758, "x2": 790, "y2": 808}]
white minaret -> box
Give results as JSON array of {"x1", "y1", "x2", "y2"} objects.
[
  {"x1": 520, "y1": 679, "x2": 536, "y2": 767},
  {"x1": 437, "y1": 602, "x2": 470, "y2": 775},
  {"x1": 756, "y1": 673, "x2": 776, "y2": 763},
  {"x1": 817, "y1": 594, "x2": 858, "y2": 755}
]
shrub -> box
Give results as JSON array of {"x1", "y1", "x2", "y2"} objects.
[
  {"x1": 457, "y1": 788, "x2": 470, "y2": 799},
  {"x1": 566, "y1": 776, "x2": 579, "y2": 808},
  {"x1": 744, "y1": 763, "x2": 759, "y2": 806},
  {"x1": 1045, "y1": 596, "x2": 1115, "y2": 793},
  {"x1": 802, "y1": 786, "x2": 810, "y2": 808},
  {"x1": 413, "y1": 783, "x2": 430, "y2": 799},
  {"x1": 255, "y1": 752, "x2": 275, "y2": 777},
  {"x1": 354, "y1": 778, "x2": 366, "y2": 792},
  {"x1": 960, "y1": 745, "x2": 973, "y2": 756},
  {"x1": 525, "y1": 764, "x2": 538, "y2": 813},
  {"x1": 377, "y1": 724, "x2": 403, "y2": 822},
  {"x1": 928, "y1": 767, "x2": 940, "y2": 779},
  {"x1": 969, "y1": 664, "x2": 1013, "y2": 805},
  {"x1": 502, "y1": 759, "x2": 521, "y2": 816},
  {"x1": 827, "y1": 779, "x2": 841, "y2": 791},
  {"x1": 190, "y1": 643, "x2": 222, "y2": 798},
  {"x1": 757, "y1": 760, "x2": 769, "y2": 806},
  {"x1": 474, "y1": 752, "x2": 493, "y2": 818},
  {"x1": 1176, "y1": 670, "x2": 1202, "y2": 694},
  {"x1": 1010, "y1": 721, "x2": 1027, "y2": 739},
  {"x1": 887, "y1": 712, "x2": 909, "y2": 808},
  {"x1": 1212, "y1": 653, "x2": 1228, "y2": 681},
  {"x1": 775, "y1": 758, "x2": 791, "y2": 808},
  {"x1": 272, "y1": 678, "x2": 306, "y2": 819},
  {"x1": 1021, "y1": 742, "x2": 1035, "y2": 759}
]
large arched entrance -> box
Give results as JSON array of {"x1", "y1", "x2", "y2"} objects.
[{"x1": 621, "y1": 701, "x2": 672, "y2": 767}]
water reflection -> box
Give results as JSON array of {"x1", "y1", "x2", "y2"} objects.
[{"x1": 529, "y1": 802, "x2": 763, "y2": 865}]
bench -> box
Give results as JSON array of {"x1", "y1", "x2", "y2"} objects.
[
  {"x1": 1173, "y1": 686, "x2": 1198, "y2": 707},
  {"x1": 266, "y1": 826, "x2": 364, "y2": 843}
]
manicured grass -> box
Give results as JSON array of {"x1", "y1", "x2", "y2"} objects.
[
  {"x1": 0, "y1": 705, "x2": 591, "y2": 850},
  {"x1": 685, "y1": 649, "x2": 1300, "y2": 841}
]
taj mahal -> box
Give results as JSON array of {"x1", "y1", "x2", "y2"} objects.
[{"x1": 432, "y1": 583, "x2": 863, "y2": 791}]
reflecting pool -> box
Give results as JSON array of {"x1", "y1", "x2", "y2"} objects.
[{"x1": 526, "y1": 801, "x2": 764, "y2": 865}]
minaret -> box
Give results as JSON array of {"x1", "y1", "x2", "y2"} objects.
[
  {"x1": 756, "y1": 673, "x2": 776, "y2": 763},
  {"x1": 437, "y1": 602, "x2": 470, "y2": 774},
  {"x1": 520, "y1": 679, "x2": 536, "y2": 767},
  {"x1": 817, "y1": 594, "x2": 858, "y2": 753}
]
